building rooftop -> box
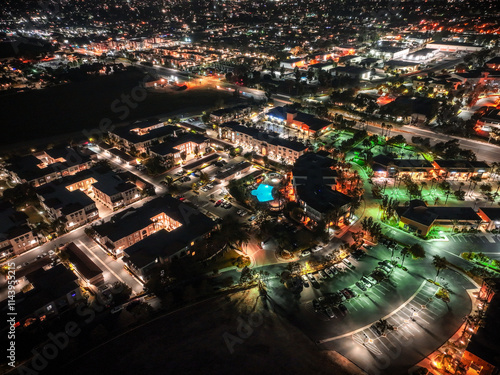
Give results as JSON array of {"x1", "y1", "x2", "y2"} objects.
[
  {"x1": 65, "y1": 242, "x2": 102, "y2": 282},
  {"x1": 110, "y1": 123, "x2": 178, "y2": 145},
  {"x1": 94, "y1": 195, "x2": 213, "y2": 243},
  {"x1": 293, "y1": 153, "x2": 350, "y2": 214},
  {"x1": 397, "y1": 200, "x2": 481, "y2": 226}
]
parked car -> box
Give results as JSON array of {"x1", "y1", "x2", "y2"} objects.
[
  {"x1": 381, "y1": 260, "x2": 394, "y2": 269},
  {"x1": 338, "y1": 304, "x2": 348, "y2": 316},
  {"x1": 337, "y1": 291, "x2": 347, "y2": 302},
  {"x1": 356, "y1": 281, "x2": 367, "y2": 291},
  {"x1": 301, "y1": 274, "x2": 309, "y2": 288},
  {"x1": 378, "y1": 264, "x2": 392, "y2": 273},
  {"x1": 318, "y1": 270, "x2": 328, "y2": 279},
  {"x1": 312, "y1": 299, "x2": 321, "y2": 312},
  {"x1": 300, "y1": 250, "x2": 311, "y2": 257},
  {"x1": 111, "y1": 306, "x2": 123, "y2": 314},
  {"x1": 362, "y1": 275, "x2": 377, "y2": 286},
  {"x1": 343, "y1": 258, "x2": 355, "y2": 269},
  {"x1": 329, "y1": 266, "x2": 339, "y2": 276},
  {"x1": 346, "y1": 287, "x2": 357, "y2": 298},
  {"x1": 324, "y1": 268, "x2": 334, "y2": 278},
  {"x1": 311, "y1": 245, "x2": 323, "y2": 252},
  {"x1": 325, "y1": 307, "x2": 336, "y2": 319},
  {"x1": 341, "y1": 289, "x2": 352, "y2": 299}
]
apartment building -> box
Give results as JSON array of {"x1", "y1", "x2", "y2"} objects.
[
  {"x1": 92, "y1": 196, "x2": 215, "y2": 262},
  {"x1": 0, "y1": 202, "x2": 39, "y2": 258},
  {"x1": 108, "y1": 119, "x2": 179, "y2": 153},
  {"x1": 219, "y1": 121, "x2": 308, "y2": 164},
  {"x1": 6, "y1": 146, "x2": 95, "y2": 187}
]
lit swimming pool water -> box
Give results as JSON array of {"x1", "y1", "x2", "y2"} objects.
[{"x1": 251, "y1": 184, "x2": 274, "y2": 202}]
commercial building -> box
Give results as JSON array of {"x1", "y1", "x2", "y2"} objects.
[
  {"x1": 332, "y1": 66, "x2": 371, "y2": 80},
  {"x1": 371, "y1": 155, "x2": 434, "y2": 178},
  {"x1": 266, "y1": 106, "x2": 333, "y2": 136},
  {"x1": 477, "y1": 109, "x2": 500, "y2": 133},
  {"x1": 396, "y1": 199, "x2": 481, "y2": 236},
  {"x1": 477, "y1": 208, "x2": 500, "y2": 231},
  {"x1": 432, "y1": 160, "x2": 490, "y2": 180},
  {"x1": 426, "y1": 41, "x2": 483, "y2": 53}
]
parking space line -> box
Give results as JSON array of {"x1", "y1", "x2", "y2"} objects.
[
  {"x1": 318, "y1": 281, "x2": 427, "y2": 344},
  {"x1": 378, "y1": 284, "x2": 391, "y2": 292}
]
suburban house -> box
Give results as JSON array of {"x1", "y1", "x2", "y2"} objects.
[
  {"x1": 218, "y1": 121, "x2": 308, "y2": 164},
  {"x1": 0, "y1": 202, "x2": 39, "y2": 258},
  {"x1": 279, "y1": 58, "x2": 306, "y2": 70},
  {"x1": 266, "y1": 106, "x2": 333, "y2": 136},
  {"x1": 6, "y1": 146, "x2": 95, "y2": 187},
  {"x1": 92, "y1": 195, "x2": 215, "y2": 262},
  {"x1": 396, "y1": 199, "x2": 482, "y2": 236},
  {"x1": 64, "y1": 242, "x2": 104, "y2": 287},
  {"x1": 292, "y1": 153, "x2": 351, "y2": 223},
  {"x1": 108, "y1": 119, "x2": 179, "y2": 153},
  {"x1": 332, "y1": 66, "x2": 371, "y2": 80}
]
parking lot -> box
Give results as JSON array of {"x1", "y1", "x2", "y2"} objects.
[{"x1": 266, "y1": 241, "x2": 476, "y2": 374}]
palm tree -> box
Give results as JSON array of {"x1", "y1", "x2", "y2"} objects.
[
  {"x1": 432, "y1": 255, "x2": 447, "y2": 281},
  {"x1": 217, "y1": 215, "x2": 251, "y2": 251},
  {"x1": 386, "y1": 124, "x2": 393, "y2": 137},
  {"x1": 407, "y1": 243, "x2": 426, "y2": 260}
]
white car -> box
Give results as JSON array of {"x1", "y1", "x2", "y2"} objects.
[
  {"x1": 343, "y1": 258, "x2": 354, "y2": 268},
  {"x1": 311, "y1": 245, "x2": 323, "y2": 252},
  {"x1": 325, "y1": 307, "x2": 336, "y2": 319}
]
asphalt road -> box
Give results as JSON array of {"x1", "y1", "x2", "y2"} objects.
[{"x1": 355, "y1": 122, "x2": 500, "y2": 163}]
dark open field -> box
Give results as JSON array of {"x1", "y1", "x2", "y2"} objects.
[
  {"x1": 0, "y1": 69, "x2": 231, "y2": 148},
  {"x1": 34, "y1": 291, "x2": 363, "y2": 375}
]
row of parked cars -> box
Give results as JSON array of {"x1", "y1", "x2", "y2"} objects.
[
  {"x1": 214, "y1": 199, "x2": 232, "y2": 209},
  {"x1": 355, "y1": 260, "x2": 394, "y2": 291}
]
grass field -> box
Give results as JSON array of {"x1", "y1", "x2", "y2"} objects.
[{"x1": 0, "y1": 68, "x2": 232, "y2": 147}]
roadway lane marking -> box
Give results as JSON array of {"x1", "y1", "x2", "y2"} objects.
[
  {"x1": 318, "y1": 280, "x2": 428, "y2": 344},
  {"x1": 76, "y1": 240, "x2": 129, "y2": 285}
]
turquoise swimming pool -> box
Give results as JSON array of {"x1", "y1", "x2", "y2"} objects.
[{"x1": 251, "y1": 184, "x2": 274, "y2": 202}]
